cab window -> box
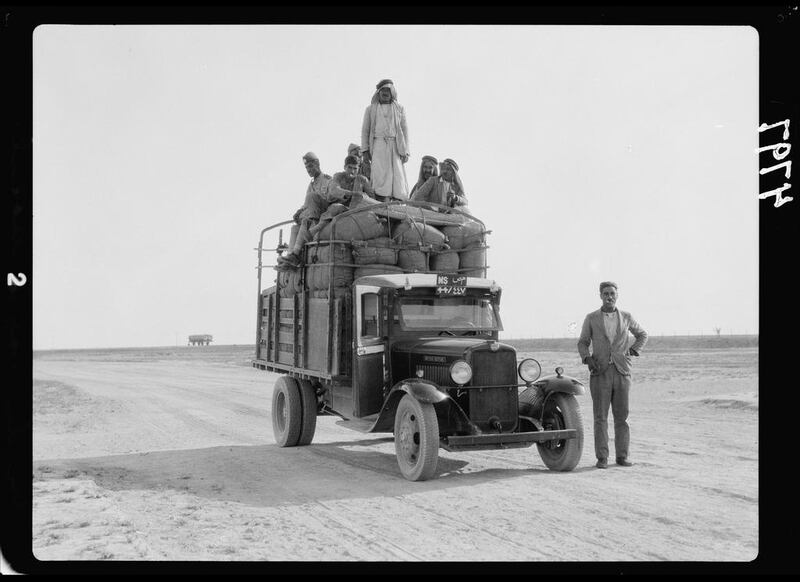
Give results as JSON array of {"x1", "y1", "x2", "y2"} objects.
[{"x1": 361, "y1": 293, "x2": 380, "y2": 337}]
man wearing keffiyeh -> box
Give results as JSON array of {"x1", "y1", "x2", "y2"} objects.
[
  {"x1": 409, "y1": 155, "x2": 439, "y2": 198},
  {"x1": 361, "y1": 79, "x2": 410, "y2": 200},
  {"x1": 410, "y1": 157, "x2": 468, "y2": 210}
]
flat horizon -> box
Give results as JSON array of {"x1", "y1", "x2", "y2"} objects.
[{"x1": 31, "y1": 333, "x2": 759, "y2": 353}]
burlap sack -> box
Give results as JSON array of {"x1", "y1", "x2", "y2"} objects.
[
  {"x1": 311, "y1": 241, "x2": 353, "y2": 265},
  {"x1": 459, "y1": 244, "x2": 487, "y2": 278},
  {"x1": 380, "y1": 203, "x2": 467, "y2": 227},
  {"x1": 397, "y1": 249, "x2": 428, "y2": 272},
  {"x1": 391, "y1": 220, "x2": 448, "y2": 249},
  {"x1": 305, "y1": 262, "x2": 354, "y2": 290},
  {"x1": 430, "y1": 249, "x2": 460, "y2": 272},
  {"x1": 277, "y1": 269, "x2": 303, "y2": 297},
  {"x1": 351, "y1": 237, "x2": 398, "y2": 265},
  {"x1": 441, "y1": 218, "x2": 485, "y2": 250},
  {"x1": 316, "y1": 211, "x2": 390, "y2": 241},
  {"x1": 309, "y1": 287, "x2": 350, "y2": 300}
]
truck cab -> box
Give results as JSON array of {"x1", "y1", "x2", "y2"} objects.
[{"x1": 253, "y1": 200, "x2": 585, "y2": 480}]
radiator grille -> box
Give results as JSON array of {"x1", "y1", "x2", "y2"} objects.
[{"x1": 472, "y1": 350, "x2": 517, "y2": 386}]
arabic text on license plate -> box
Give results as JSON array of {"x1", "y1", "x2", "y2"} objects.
[{"x1": 436, "y1": 274, "x2": 467, "y2": 286}]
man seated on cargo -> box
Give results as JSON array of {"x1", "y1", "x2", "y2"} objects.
[
  {"x1": 347, "y1": 143, "x2": 371, "y2": 181},
  {"x1": 409, "y1": 155, "x2": 439, "y2": 198},
  {"x1": 332, "y1": 155, "x2": 378, "y2": 202},
  {"x1": 409, "y1": 157, "x2": 468, "y2": 211},
  {"x1": 278, "y1": 152, "x2": 358, "y2": 270}
]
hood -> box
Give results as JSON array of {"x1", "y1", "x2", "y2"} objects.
[{"x1": 392, "y1": 337, "x2": 513, "y2": 357}]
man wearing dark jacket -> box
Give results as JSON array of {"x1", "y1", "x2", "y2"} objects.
[{"x1": 577, "y1": 281, "x2": 648, "y2": 469}]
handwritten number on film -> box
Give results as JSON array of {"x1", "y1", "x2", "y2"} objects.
[
  {"x1": 759, "y1": 119, "x2": 792, "y2": 207},
  {"x1": 7, "y1": 273, "x2": 27, "y2": 287}
]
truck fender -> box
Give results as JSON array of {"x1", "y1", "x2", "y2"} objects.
[
  {"x1": 368, "y1": 379, "x2": 476, "y2": 434},
  {"x1": 532, "y1": 373, "x2": 586, "y2": 397}
]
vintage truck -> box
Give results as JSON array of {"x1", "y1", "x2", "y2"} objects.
[{"x1": 252, "y1": 199, "x2": 585, "y2": 481}]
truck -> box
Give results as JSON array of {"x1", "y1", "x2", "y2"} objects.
[{"x1": 252, "y1": 198, "x2": 586, "y2": 481}]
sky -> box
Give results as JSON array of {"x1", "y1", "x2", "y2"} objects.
[{"x1": 32, "y1": 25, "x2": 759, "y2": 349}]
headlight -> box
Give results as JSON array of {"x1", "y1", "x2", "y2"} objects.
[
  {"x1": 518, "y1": 358, "x2": 542, "y2": 383},
  {"x1": 449, "y1": 360, "x2": 473, "y2": 385}
]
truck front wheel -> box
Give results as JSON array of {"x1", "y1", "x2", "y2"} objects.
[
  {"x1": 393, "y1": 394, "x2": 439, "y2": 481},
  {"x1": 537, "y1": 393, "x2": 584, "y2": 471},
  {"x1": 272, "y1": 376, "x2": 303, "y2": 447}
]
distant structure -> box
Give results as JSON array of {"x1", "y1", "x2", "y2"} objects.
[
  {"x1": 188, "y1": 334, "x2": 213, "y2": 346},
  {"x1": 714, "y1": 327, "x2": 722, "y2": 336}
]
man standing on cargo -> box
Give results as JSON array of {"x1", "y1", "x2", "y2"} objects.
[
  {"x1": 577, "y1": 282, "x2": 648, "y2": 469},
  {"x1": 361, "y1": 79, "x2": 409, "y2": 200},
  {"x1": 278, "y1": 152, "x2": 354, "y2": 269}
]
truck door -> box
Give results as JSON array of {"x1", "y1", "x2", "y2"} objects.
[{"x1": 354, "y1": 285, "x2": 386, "y2": 417}]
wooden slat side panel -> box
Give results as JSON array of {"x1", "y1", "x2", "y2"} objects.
[{"x1": 307, "y1": 299, "x2": 330, "y2": 373}]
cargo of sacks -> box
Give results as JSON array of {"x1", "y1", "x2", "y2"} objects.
[{"x1": 274, "y1": 197, "x2": 489, "y2": 298}]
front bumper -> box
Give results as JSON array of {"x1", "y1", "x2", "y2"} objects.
[{"x1": 440, "y1": 429, "x2": 577, "y2": 452}]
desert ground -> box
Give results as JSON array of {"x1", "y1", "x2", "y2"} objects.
[{"x1": 31, "y1": 337, "x2": 758, "y2": 563}]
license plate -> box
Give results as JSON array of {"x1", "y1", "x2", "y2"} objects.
[{"x1": 436, "y1": 274, "x2": 467, "y2": 295}]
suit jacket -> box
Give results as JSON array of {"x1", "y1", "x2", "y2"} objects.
[{"x1": 577, "y1": 308, "x2": 648, "y2": 376}]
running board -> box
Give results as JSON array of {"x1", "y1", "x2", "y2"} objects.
[{"x1": 335, "y1": 414, "x2": 380, "y2": 433}]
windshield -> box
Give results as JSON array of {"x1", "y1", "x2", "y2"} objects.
[{"x1": 397, "y1": 296, "x2": 503, "y2": 331}]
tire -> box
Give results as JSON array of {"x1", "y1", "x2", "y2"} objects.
[
  {"x1": 271, "y1": 376, "x2": 303, "y2": 447},
  {"x1": 393, "y1": 394, "x2": 440, "y2": 481},
  {"x1": 537, "y1": 393, "x2": 584, "y2": 471},
  {"x1": 296, "y1": 379, "x2": 318, "y2": 446}
]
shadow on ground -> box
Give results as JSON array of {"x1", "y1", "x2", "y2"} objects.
[{"x1": 33, "y1": 437, "x2": 558, "y2": 507}]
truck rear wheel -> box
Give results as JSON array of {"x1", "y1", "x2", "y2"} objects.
[
  {"x1": 393, "y1": 394, "x2": 439, "y2": 481},
  {"x1": 296, "y1": 379, "x2": 318, "y2": 446},
  {"x1": 537, "y1": 393, "x2": 584, "y2": 471},
  {"x1": 272, "y1": 376, "x2": 303, "y2": 447}
]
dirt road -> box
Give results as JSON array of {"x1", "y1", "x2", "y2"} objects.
[{"x1": 32, "y1": 346, "x2": 758, "y2": 561}]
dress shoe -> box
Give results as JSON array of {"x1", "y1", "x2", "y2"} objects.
[
  {"x1": 615, "y1": 458, "x2": 633, "y2": 467},
  {"x1": 595, "y1": 458, "x2": 608, "y2": 469}
]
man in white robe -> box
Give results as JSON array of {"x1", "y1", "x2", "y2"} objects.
[{"x1": 361, "y1": 79, "x2": 409, "y2": 200}]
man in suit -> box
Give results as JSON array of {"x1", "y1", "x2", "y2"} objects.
[{"x1": 577, "y1": 281, "x2": 648, "y2": 469}]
